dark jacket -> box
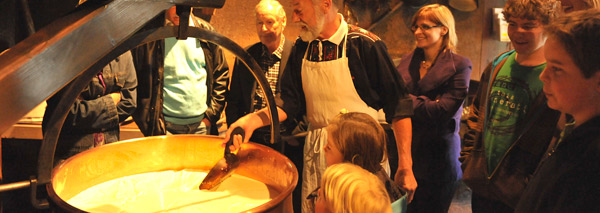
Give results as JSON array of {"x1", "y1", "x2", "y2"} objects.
[
  {"x1": 277, "y1": 25, "x2": 413, "y2": 123},
  {"x1": 226, "y1": 39, "x2": 292, "y2": 126},
  {"x1": 43, "y1": 51, "x2": 138, "y2": 160},
  {"x1": 515, "y1": 116, "x2": 600, "y2": 212},
  {"x1": 132, "y1": 15, "x2": 229, "y2": 136},
  {"x1": 226, "y1": 39, "x2": 303, "y2": 144},
  {"x1": 397, "y1": 48, "x2": 472, "y2": 183},
  {"x1": 460, "y1": 50, "x2": 561, "y2": 208}
]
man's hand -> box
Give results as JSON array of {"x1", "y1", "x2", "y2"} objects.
[
  {"x1": 222, "y1": 107, "x2": 288, "y2": 152},
  {"x1": 222, "y1": 112, "x2": 262, "y2": 151},
  {"x1": 109, "y1": 93, "x2": 121, "y2": 105},
  {"x1": 229, "y1": 134, "x2": 243, "y2": 153},
  {"x1": 391, "y1": 117, "x2": 416, "y2": 203},
  {"x1": 394, "y1": 169, "x2": 417, "y2": 203}
]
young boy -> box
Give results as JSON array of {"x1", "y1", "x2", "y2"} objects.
[
  {"x1": 515, "y1": 9, "x2": 600, "y2": 212},
  {"x1": 460, "y1": 0, "x2": 561, "y2": 211}
]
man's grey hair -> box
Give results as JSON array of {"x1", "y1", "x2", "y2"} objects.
[
  {"x1": 312, "y1": 0, "x2": 342, "y2": 11},
  {"x1": 256, "y1": 0, "x2": 286, "y2": 20}
]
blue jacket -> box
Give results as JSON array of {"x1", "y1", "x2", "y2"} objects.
[{"x1": 397, "y1": 48, "x2": 472, "y2": 183}]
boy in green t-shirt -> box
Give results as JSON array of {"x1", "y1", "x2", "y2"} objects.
[{"x1": 460, "y1": 0, "x2": 561, "y2": 211}]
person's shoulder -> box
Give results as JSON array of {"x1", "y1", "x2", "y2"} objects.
[
  {"x1": 347, "y1": 24, "x2": 381, "y2": 43},
  {"x1": 283, "y1": 39, "x2": 293, "y2": 49},
  {"x1": 245, "y1": 42, "x2": 264, "y2": 52},
  {"x1": 292, "y1": 37, "x2": 309, "y2": 51},
  {"x1": 293, "y1": 37, "x2": 308, "y2": 45},
  {"x1": 492, "y1": 49, "x2": 515, "y2": 66},
  {"x1": 192, "y1": 16, "x2": 215, "y2": 32},
  {"x1": 450, "y1": 52, "x2": 473, "y2": 68}
]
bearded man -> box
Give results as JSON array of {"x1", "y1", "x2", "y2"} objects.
[{"x1": 225, "y1": 0, "x2": 416, "y2": 211}]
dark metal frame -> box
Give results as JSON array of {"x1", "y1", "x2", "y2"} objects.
[{"x1": 0, "y1": 0, "x2": 280, "y2": 209}]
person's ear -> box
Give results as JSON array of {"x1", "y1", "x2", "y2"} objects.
[
  {"x1": 322, "y1": 0, "x2": 332, "y2": 12},
  {"x1": 441, "y1": 26, "x2": 448, "y2": 36}
]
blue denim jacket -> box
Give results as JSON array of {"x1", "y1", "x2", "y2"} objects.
[{"x1": 44, "y1": 51, "x2": 138, "y2": 161}]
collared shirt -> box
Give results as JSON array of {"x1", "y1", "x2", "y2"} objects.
[
  {"x1": 306, "y1": 14, "x2": 347, "y2": 62},
  {"x1": 277, "y1": 16, "x2": 413, "y2": 124},
  {"x1": 253, "y1": 35, "x2": 286, "y2": 111}
]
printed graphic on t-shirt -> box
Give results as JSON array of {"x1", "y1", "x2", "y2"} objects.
[
  {"x1": 487, "y1": 76, "x2": 536, "y2": 134},
  {"x1": 484, "y1": 53, "x2": 545, "y2": 172}
]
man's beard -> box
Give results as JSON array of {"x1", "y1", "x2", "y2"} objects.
[{"x1": 298, "y1": 9, "x2": 325, "y2": 42}]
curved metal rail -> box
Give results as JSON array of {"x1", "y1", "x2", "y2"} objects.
[{"x1": 0, "y1": 0, "x2": 281, "y2": 209}]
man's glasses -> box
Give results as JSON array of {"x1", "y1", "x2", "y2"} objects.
[{"x1": 411, "y1": 24, "x2": 442, "y2": 32}]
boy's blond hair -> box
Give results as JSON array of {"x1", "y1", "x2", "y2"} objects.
[{"x1": 321, "y1": 163, "x2": 392, "y2": 213}]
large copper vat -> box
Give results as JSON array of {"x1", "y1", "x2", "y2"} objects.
[
  {"x1": 0, "y1": 0, "x2": 286, "y2": 210},
  {"x1": 46, "y1": 135, "x2": 298, "y2": 212}
]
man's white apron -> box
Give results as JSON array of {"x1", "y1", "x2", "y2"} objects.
[{"x1": 300, "y1": 31, "x2": 382, "y2": 212}]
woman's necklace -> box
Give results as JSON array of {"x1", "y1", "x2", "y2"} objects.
[
  {"x1": 420, "y1": 60, "x2": 432, "y2": 79},
  {"x1": 421, "y1": 61, "x2": 432, "y2": 69}
]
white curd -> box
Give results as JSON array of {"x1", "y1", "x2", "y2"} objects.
[{"x1": 66, "y1": 170, "x2": 272, "y2": 212}]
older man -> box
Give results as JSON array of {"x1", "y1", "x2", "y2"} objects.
[
  {"x1": 225, "y1": 0, "x2": 416, "y2": 211},
  {"x1": 226, "y1": 2, "x2": 304, "y2": 211},
  {"x1": 226, "y1": 0, "x2": 295, "y2": 147}
]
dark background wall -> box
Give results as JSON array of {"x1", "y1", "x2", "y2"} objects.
[
  {"x1": 209, "y1": 0, "x2": 512, "y2": 80},
  {"x1": 0, "y1": 0, "x2": 513, "y2": 80},
  {"x1": 0, "y1": 0, "x2": 514, "y2": 211}
]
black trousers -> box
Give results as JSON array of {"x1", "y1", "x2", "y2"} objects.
[
  {"x1": 407, "y1": 179, "x2": 459, "y2": 213},
  {"x1": 471, "y1": 192, "x2": 514, "y2": 213}
]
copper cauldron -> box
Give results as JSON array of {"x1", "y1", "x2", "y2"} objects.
[{"x1": 46, "y1": 135, "x2": 298, "y2": 212}]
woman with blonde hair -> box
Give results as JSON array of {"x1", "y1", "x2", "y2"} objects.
[
  {"x1": 313, "y1": 163, "x2": 392, "y2": 213},
  {"x1": 395, "y1": 4, "x2": 472, "y2": 212}
]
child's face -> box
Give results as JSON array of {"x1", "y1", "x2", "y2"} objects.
[
  {"x1": 540, "y1": 37, "x2": 600, "y2": 121},
  {"x1": 507, "y1": 17, "x2": 546, "y2": 56},
  {"x1": 324, "y1": 132, "x2": 344, "y2": 167},
  {"x1": 314, "y1": 188, "x2": 329, "y2": 213}
]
